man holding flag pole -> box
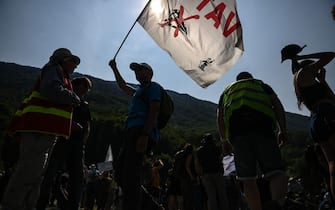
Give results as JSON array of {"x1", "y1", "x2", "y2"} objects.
[
  {"x1": 108, "y1": 58, "x2": 163, "y2": 210},
  {"x1": 109, "y1": 0, "x2": 243, "y2": 208}
]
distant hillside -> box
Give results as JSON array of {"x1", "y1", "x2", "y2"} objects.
[
  {"x1": 285, "y1": 112, "x2": 309, "y2": 132},
  {"x1": 0, "y1": 61, "x2": 311, "y2": 173},
  {"x1": 0, "y1": 61, "x2": 217, "y2": 131},
  {"x1": 0, "y1": 61, "x2": 309, "y2": 129},
  {"x1": 0, "y1": 62, "x2": 219, "y2": 161}
]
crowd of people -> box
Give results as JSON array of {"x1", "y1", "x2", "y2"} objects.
[{"x1": 0, "y1": 38, "x2": 334, "y2": 210}]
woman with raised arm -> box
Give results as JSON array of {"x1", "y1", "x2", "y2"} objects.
[{"x1": 282, "y1": 45, "x2": 335, "y2": 200}]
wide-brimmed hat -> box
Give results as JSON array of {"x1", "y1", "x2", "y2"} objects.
[
  {"x1": 281, "y1": 44, "x2": 306, "y2": 63},
  {"x1": 129, "y1": 62, "x2": 153, "y2": 72},
  {"x1": 50, "y1": 48, "x2": 80, "y2": 65}
]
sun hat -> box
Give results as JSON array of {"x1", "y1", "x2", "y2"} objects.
[
  {"x1": 49, "y1": 48, "x2": 80, "y2": 65},
  {"x1": 281, "y1": 44, "x2": 306, "y2": 63}
]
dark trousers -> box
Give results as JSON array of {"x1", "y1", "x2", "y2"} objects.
[
  {"x1": 180, "y1": 177, "x2": 194, "y2": 210},
  {"x1": 118, "y1": 127, "x2": 145, "y2": 210},
  {"x1": 36, "y1": 137, "x2": 84, "y2": 210}
]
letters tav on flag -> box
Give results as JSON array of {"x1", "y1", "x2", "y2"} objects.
[{"x1": 138, "y1": 0, "x2": 243, "y2": 88}]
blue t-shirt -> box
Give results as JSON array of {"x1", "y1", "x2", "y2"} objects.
[{"x1": 126, "y1": 82, "x2": 162, "y2": 140}]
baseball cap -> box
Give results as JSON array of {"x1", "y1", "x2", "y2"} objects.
[{"x1": 129, "y1": 62, "x2": 153, "y2": 72}]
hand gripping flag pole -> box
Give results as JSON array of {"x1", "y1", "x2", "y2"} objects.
[{"x1": 113, "y1": 0, "x2": 153, "y2": 59}]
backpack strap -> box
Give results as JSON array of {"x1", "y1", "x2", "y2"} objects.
[{"x1": 140, "y1": 82, "x2": 162, "y2": 105}]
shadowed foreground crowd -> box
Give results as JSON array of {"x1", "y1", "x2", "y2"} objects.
[{"x1": 0, "y1": 38, "x2": 334, "y2": 210}]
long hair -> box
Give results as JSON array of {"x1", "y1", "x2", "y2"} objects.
[
  {"x1": 293, "y1": 74, "x2": 303, "y2": 110},
  {"x1": 292, "y1": 59, "x2": 315, "y2": 109}
]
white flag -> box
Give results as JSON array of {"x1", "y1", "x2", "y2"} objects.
[
  {"x1": 97, "y1": 145, "x2": 113, "y2": 172},
  {"x1": 138, "y1": 0, "x2": 243, "y2": 88},
  {"x1": 105, "y1": 145, "x2": 113, "y2": 162}
]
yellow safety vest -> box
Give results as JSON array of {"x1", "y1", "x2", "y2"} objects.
[
  {"x1": 7, "y1": 72, "x2": 73, "y2": 137},
  {"x1": 221, "y1": 79, "x2": 277, "y2": 139}
]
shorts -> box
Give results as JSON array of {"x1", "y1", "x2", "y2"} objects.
[
  {"x1": 310, "y1": 102, "x2": 335, "y2": 143},
  {"x1": 231, "y1": 132, "x2": 285, "y2": 180}
]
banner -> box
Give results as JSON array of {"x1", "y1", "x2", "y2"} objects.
[{"x1": 138, "y1": 0, "x2": 243, "y2": 87}]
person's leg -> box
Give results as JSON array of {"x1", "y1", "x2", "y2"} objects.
[
  {"x1": 256, "y1": 133, "x2": 287, "y2": 206},
  {"x1": 176, "y1": 195, "x2": 184, "y2": 210},
  {"x1": 310, "y1": 103, "x2": 335, "y2": 202},
  {"x1": 36, "y1": 138, "x2": 68, "y2": 210},
  {"x1": 213, "y1": 174, "x2": 230, "y2": 210},
  {"x1": 231, "y1": 134, "x2": 259, "y2": 210},
  {"x1": 268, "y1": 174, "x2": 288, "y2": 205},
  {"x1": 180, "y1": 177, "x2": 194, "y2": 210},
  {"x1": 104, "y1": 183, "x2": 115, "y2": 210},
  {"x1": 85, "y1": 181, "x2": 97, "y2": 210},
  {"x1": 320, "y1": 134, "x2": 335, "y2": 201},
  {"x1": 121, "y1": 127, "x2": 144, "y2": 210},
  {"x1": 1, "y1": 133, "x2": 55, "y2": 210},
  {"x1": 201, "y1": 174, "x2": 218, "y2": 210},
  {"x1": 243, "y1": 179, "x2": 262, "y2": 210},
  {"x1": 66, "y1": 139, "x2": 84, "y2": 210},
  {"x1": 168, "y1": 194, "x2": 177, "y2": 210}
]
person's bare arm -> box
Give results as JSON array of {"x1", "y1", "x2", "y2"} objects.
[
  {"x1": 217, "y1": 106, "x2": 233, "y2": 154},
  {"x1": 194, "y1": 156, "x2": 202, "y2": 176},
  {"x1": 294, "y1": 52, "x2": 335, "y2": 73},
  {"x1": 294, "y1": 52, "x2": 335, "y2": 87},
  {"x1": 185, "y1": 154, "x2": 195, "y2": 180},
  {"x1": 109, "y1": 59, "x2": 135, "y2": 96},
  {"x1": 83, "y1": 121, "x2": 90, "y2": 145},
  {"x1": 217, "y1": 107, "x2": 226, "y2": 141},
  {"x1": 270, "y1": 93, "x2": 288, "y2": 147}
]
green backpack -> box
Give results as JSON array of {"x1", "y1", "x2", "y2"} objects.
[{"x1": 141, "y1": 82, "x2": 174, "y2": 129}]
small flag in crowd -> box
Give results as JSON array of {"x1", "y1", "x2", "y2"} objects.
[
  {"x1": 97, "y1": 145, "x2": 113, "y2": 172},
  {"x1": 138, "y1": 0, "x2": 244, "y2": 88}
]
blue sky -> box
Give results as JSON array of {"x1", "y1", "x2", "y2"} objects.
[{"x1": 0, "y1": 0, "x2": 334, "y2": 116}]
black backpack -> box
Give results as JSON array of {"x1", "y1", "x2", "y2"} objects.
[{"x1": 141, "y1": 82, "x2": 174, "y2": 129}]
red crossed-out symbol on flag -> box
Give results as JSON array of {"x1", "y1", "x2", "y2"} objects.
[
  {"x1": 159, "y1": 1, "x2": 240, "y2": 38},
  {"x1": 159, "y1": 5, "x2": 200, "y2": 37}
]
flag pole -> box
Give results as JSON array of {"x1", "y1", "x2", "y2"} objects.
[{"x1": 113, "y1": 0, "x2": 152, "y2": 59}]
